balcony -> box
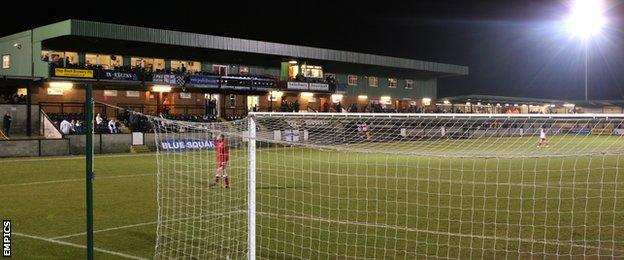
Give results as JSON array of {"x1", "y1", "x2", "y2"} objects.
[{"x1": 48, "y1": 64, "x2": 277, "y2": 92}]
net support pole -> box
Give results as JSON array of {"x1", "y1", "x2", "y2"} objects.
[
  {"x1": 247, "y1": 115, "x2": 256, "y2": 260},
  {"x1": 85, "y1": 83, "x2": 94, "y2": 260}
]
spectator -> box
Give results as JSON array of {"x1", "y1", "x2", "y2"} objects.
[
  {"x1": 129, "y1": 112, "x2": 139, "y2": 132},
  {"x1": 70, "y1": 120, "x2": 77, "y2": 134},
  {"x1": 95, "y1": 113, "x2": 103, "y2": 133},
  {"x1": 75, "y1": 120, "x2": 82, "y2": 134},
  {"x1": 349, "y1": 103, "x2": 358, "y2": 113},
  {"x1": 96, "y1": 113, "x2": 103, "y2": 125},
  {"x1": 162, "y1": 97, "x2": 171, "y2": 115},
  {"x1": 3, "y1": 112, "x2": 12, "y2": 137},
  {"x1": 292, "y1": 100, "x2": 300, "y2": 112},
  {"x1": 181, "y1": 63, "x2": 187, "y2": 73},
  {"x1": 335, "y1": 102, "x2": 342, "y2": 113},
  {"x1": 322, "y1": 102, "x2": 329, "y2": 112},
  {"x1": 108, "y1": 118, "x2": 119, "y2": 134},
  {"x1": 60, "y1": 119, "x2": 72, "y2": 135}
]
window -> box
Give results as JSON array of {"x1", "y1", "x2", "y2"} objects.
[
  {"x1": 131, "y1": 57, "x2": 164, "y2": 71},
  {"x1": 2, "y1": 55, "x2": 9, "y2": 69},
  {"x1": 388, "y1": 78, "x2": 397, "y2": 88},
  {"x1": 301, "y1": 65, "x2": 323, "y2": 78},
  {"x1": 405, "y1": 79, "x2": 414, "y2": 89},
  {"x1": 17, "y1": 88, "x2": 27, "y2": 96},
  {"x1": 172, "y1": 60, "x2": 200, "y2": 73},
  {"x1": 348, "y1": 75, "x2": 358, "y2": 86},
  {"x1": 239, "y1": 66, "x2": 249, "y2": 75},
  {"x1": 368, "y1": 76, "x2": 378, "y2": 87},
  {"x1": 85, "y1": 53, "x2": 123, "y2": 69},
  {"x1": 40, "y1": 51, "x2": 78, "y2": 66},
  {"x1": 213, "y1": 65, "x2": 228, "y2": 75}
]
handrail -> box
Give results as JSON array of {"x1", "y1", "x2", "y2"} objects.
[{"x1": 40, "y1": 109, "x2": 63, "y2": 137}]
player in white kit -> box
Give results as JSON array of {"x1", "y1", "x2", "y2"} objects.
[{"x1": 537, "y1": 127, "x2": 548, "y2": 148}]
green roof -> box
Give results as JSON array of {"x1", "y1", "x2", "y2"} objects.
[{"x1": 28, "y1": 19, "x2": 468, "y2": 76}]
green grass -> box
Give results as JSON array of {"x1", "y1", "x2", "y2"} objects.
[{"x1": 1, "y1": 137, "x2": 624, "y2": 259}]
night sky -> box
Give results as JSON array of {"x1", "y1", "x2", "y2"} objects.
[{"x1": 2, "y1": 0, "x2": 623, "y2": 100}]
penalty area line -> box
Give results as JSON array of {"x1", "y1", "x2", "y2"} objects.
[
  {"x1": 13, "y1": 232, "x2": 148, "y2": 260},
  {"x1": 0, "y1": 173, "x2": 155, "y2": 188}
]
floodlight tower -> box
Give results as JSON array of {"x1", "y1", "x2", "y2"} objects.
[{"x1": 566, "y1": 0, "x2": 605, "y2": 100}]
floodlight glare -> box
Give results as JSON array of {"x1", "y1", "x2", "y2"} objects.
[{"x1": 566, "y1": 0, "x2": 605, "y2": 38}]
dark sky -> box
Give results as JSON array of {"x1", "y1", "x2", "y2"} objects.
[{"x1": 2, "y1": 0, "x2": 623, "y2": 99}]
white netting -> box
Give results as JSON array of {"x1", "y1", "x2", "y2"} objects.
[{"x1": 148, "y1": 112, "x2": 624, "y2": 259}]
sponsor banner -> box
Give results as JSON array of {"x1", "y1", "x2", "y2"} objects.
[
  {"x1": 100, "y1": 70, "x2": 139, "y2": 81},
  {"x1": 126, "y1": 91, "x2": 140, "y2": 97},
  {"x1": 189, "y1": 75, "x2": 220, "y2": 87},
  {"x1": 309, "y1": 83, "x2": 329, "y2": 91},
  {"x1": 554, "y1": 128, "x2": 591, "y2": 135},
  {"x1": 283, "y1": 130, "x2": 300, "y2": 142},
  {"x1": 153, "y1": 74, "x2": 179, "y2": 84},
  {"x1": 287, "y1": 81, "x2": 309, "y2": 90},
  {"x1": 160, "y1": 138, "x2": 215, "y2": 151},
  {"x1": 54, "y1": 68, "x2": 94, "y2": 78}
]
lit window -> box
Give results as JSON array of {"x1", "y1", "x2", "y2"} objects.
[
  {"x1": 348, "y1": 75, "x2": 358, "y2": 86},
  {"x1": 301, "y1": 65, "x2": 323, "y2": 78},
  {"x1": 368, "y1": 76, "x2": 378, "y2": 87},
  {"x1": 131, "y1": 57, "x2": 164, "y2": 71},
  {"x1": 388, "y1": 78, "x2": 397, "y2": 88},
  {"x1": 172, "y1": 60, "x2": 201, "y2": 73},
  {"x1": 405, "y1": 79, "x2": 414, "y2": 89},
  {"x1": 2, "y1": 55, "x2": 9, "y2": 69}
]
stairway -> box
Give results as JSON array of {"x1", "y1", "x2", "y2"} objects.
[{"x1": 130, "y1": 145, "x2": 151, "y2": 153}]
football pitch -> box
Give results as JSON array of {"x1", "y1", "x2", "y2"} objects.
[{"x1": 1, "y1": 136, "x2": 624, "y2": 259}]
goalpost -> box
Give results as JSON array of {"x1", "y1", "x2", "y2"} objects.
[{"x1": 149, "y1": 112, "x2": 624, "y2": 259}]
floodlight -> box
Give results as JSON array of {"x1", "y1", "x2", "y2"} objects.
[{"x1": 566, "y1": 0, "x2": 605, "y2": 38}]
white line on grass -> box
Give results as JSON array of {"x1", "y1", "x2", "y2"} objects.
[
  {"x1": 0, "y1": 153, "x2": 155, "y2": 163},
  {"x1": 51, "y1": 210, "x2": 246, "y2": 240},
  {"x1": 259, "y1": 212, "x2": 624, "y2": 255},
  {"x1": 13, "y1": 232, "x2": 148, "y2": 260},
  {"x1": 0, "y1": 173, "x2": 155, "y2": 188}
]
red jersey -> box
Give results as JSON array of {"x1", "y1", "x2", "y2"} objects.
[{"x1": 216, "y1": 139, "x2": 229, "y2": 163}]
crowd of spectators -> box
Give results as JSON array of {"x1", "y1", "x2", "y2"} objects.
[{"x1": 1, "y1": 93, "x2": 27, "y2": 104}]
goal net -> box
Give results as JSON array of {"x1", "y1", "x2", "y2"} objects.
[{"x1": 149, "y1": 112, "x2": 624, "y2": 259}]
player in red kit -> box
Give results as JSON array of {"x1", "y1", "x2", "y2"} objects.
[{"x1": 210, "y1": 134, "x2": 230, "y2": 188}]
